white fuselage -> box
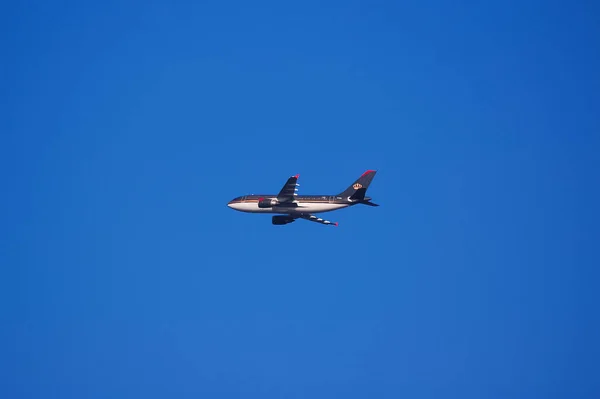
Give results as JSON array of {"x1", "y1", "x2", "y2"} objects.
[{"x1": 228, "y1": 199, "x2": 348, "y2": 214}]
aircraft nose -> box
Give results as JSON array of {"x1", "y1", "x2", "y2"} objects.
[{"x1": 227, "y1": 198, "x2": 237, "y2": 209}]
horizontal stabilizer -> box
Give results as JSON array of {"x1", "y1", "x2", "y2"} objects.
[{"x1": 360, "y1": 201, "x2": 379, "y2": 207}]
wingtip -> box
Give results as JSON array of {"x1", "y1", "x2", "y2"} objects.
[{"x1": 334, "y1": 222, "x2": 339, "y2": 227}]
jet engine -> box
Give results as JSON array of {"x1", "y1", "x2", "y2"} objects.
[
  {"x1": 272, "y1": 215, "x2": 296, "y2": 225},
  {"x1": 258, "y1": 198, "x2": 279, "y2": 208}
]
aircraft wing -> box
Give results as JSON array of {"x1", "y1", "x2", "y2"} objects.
[
  {"x1": 276, "y1": 174, "x2": 299, "y2": 203},
  {"x1": 298, "y1": 214, "x2": 338, "y2": 226}
]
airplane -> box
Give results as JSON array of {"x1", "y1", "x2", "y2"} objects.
[{"x1": 227, "y1": 170, "x2": 379, "y2": 226}]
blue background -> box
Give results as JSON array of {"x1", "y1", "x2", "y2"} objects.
[{"x1": 2, "y1": 1, "x2": 599, "y2": 398}]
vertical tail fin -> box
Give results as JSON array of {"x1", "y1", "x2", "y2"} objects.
[{"x1": 338, "y1": 170, "x2": 377, "y2": 198}]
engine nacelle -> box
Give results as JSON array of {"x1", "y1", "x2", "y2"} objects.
[
  {"x1": 258, "y1": 198, "x2": 279, "y2": 208},
  {"x1": 272, "y1": 215, "x2": 295, "y2": 225}
]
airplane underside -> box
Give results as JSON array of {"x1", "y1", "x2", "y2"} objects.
[{"x1": 230, "y1": 202, "x2": 347, "y2": 214}]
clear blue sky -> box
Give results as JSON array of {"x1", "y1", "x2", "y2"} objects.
[{"x1": 2, "y1": 1, "x2": 599, "y2": 398}]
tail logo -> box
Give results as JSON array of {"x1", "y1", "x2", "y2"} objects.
[{"x1": 353, "y1": 183, "x2": 363, "y2": 190}]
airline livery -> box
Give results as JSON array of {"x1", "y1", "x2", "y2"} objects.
[{"x1": 227, "y1": 170, "x2": 379, "y2": 226}]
